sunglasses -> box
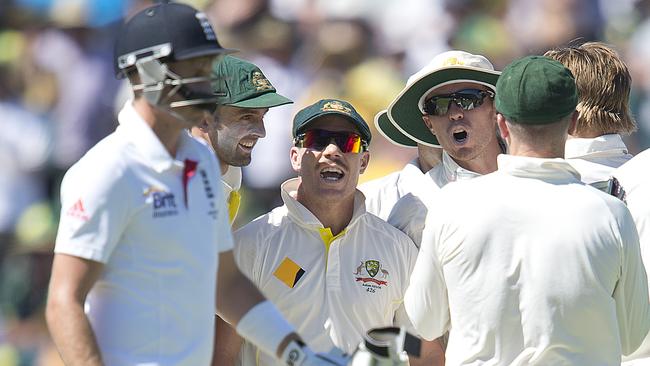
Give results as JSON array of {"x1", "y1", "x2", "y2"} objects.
[
  {"x1": 295, "y1": 129, "x2": 367, "y2": 153},
  {"x1": 422, "y1": 88, "x2": 494, "y2": 116}
]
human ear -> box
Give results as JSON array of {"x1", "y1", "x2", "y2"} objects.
[
  {"x1": 290, "y1": 147, "x2": 302, "y2": 173},
  {"x1": 358, "y1": 151, "x2": 370, "y2": 174}
]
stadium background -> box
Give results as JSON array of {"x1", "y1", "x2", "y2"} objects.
[{"x1": 1, "y1": 0, "x2": 650, "y2": 364}]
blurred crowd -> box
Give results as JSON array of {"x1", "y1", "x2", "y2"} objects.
[{"x1": 1, "y1": 0, "x2": 650, "y2": 364}]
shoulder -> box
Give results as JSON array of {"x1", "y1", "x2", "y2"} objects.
[
  {"x1": 234, "y1": 206, "x2": 289, "y2": 245},
  {"x1": 61, "y1": 134, "x2": 132, "y2": 194},
  {"x1": 358, "y1": 171, "x2": 401, "y2": 196},
  {"x1": 357, "y1": 213, "x2": 418, "y2": 249}
]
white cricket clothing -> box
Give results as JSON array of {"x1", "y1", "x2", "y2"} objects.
[
  {"x1": 405, "y1": 154, "x2": 650, "y2": 365},
  {"x1": 387, "y1": 151, "x2": 482, "y2": 247},
  {"x1": 359, "y1": 158, "x2": 434, "y2": 220},
  {"x1": 233, "y1": 178, "x2": 418, "y2": 365},
  {"x1": 54, "y1": 101, "x2": 233, "y2": 366},
  {"x1": 221, "y1": 165, "x2": 242, "y2": 223},
  {"x1": 221, "y1": 165, "x2": 242, "y2": 196},
  {"x1": 617, "y1": 149, "x2": 650, "y2": 364},
  {"x1": 566, "y1": 133, "x2": 633, "y2": 184}
]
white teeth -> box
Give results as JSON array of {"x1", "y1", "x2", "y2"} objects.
[
  {"x1": 240, "y1": 141, "x2": 254, "y2": 148},
  {"x1": 322, "y1": 167, "x2": 343, "y2": 174}
]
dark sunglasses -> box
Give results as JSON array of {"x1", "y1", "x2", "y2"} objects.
[
  {"x1": 294, "y1": 129, "x2": 367, "y2": 153},
  {"x1": 422, "y1": 88, "x2": 494, "y2": 116}
]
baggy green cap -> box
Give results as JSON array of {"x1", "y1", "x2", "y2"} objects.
[
  {"x1": 495, "y1": 55, "x2": 578, "y2": 124},
  {"x1": 212, "y1": 55, "x2": 293, "y2": 108},
  {"x1": 293, "y1": 99, "x2": 372, "y2": 143}
]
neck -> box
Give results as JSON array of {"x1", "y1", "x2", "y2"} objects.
[
  {"x1": 133, "y1": 98, "x2": 184, "y2": 157},
  {"x1": 416, "y1": 145, "x2": 442, "y2": 173},
  {"x1": 455, "y1": 140, "x2": 501, "y2": 175},
  {"x1": 508, "y1": 140, "x2": 565, "y2": 158},
  {"x1": 219, "y1": 160, "x2": 228, "y2": 175},
  {"x1": 296, "y1": 186, "x2": 355, "y2": 236}
]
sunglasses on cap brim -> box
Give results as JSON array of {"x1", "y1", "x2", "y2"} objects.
[
  {"x1": 294, "y1": 129, "x2": 368, "y2": 153},
  {"x1": 423, "y1": 88, "x2": 494, "y2": 116}
]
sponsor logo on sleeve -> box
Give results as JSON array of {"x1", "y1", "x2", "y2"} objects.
[
  {"x1": 274, "y1": 257, "x2": 306, "y2": 289},
  {"x1": 66, "y1": 199, "x2": 90, "y2": 221}
]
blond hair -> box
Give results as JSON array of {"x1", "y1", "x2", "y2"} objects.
[{"x1": 544, "y1": 42, "x2": 637, "y2": 136}]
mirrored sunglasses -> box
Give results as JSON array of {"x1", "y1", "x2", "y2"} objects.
[
  {"x1": 423, "y1": 88, "x2": 494, "y2": 116},
  {"x1": 295, "y1": 129, "x2": 367, "y2": 153}
]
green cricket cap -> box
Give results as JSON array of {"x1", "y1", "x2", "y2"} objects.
[
  {"x1": 293, "y1": 99, "x2": 372, "y2": 143},
  {"x1": 495, "y1": 55, "x2": 578, "y2": 124},
  {"x1": 212, "y1": 55, "x2": 292, "y2": 108},
  {"x1": 374, "y1": 110, "x2": 416, "y2": 148}
]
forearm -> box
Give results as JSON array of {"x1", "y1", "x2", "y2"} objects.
[
  {"x1": 211, "y1": 316, "x2": 243, "y2": 366},
  {"x1": 46, "y1": 299, "x2": 103, "y2": 366}
]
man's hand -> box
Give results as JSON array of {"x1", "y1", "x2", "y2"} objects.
[{"x1": 281, "y1": 340, "x2": 349, "y2": 366}]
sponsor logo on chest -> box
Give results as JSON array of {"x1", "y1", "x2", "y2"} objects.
[
  {"x1": 144, "y1": 186, "x2": 178, "y2": 218},
  {"x1": 354, "y1": 259, "x2": 389, "y2": 293}
]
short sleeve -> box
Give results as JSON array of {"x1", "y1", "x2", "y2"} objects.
[
  {"x1": 614, "y1": 204, "x2": 650, "y2": 355},
  {"x1": 387, "y1": 193, "x2": 429, "y2": 249},
  {"x1": 403, "y1": 208, "x2": 450, "y2": 341},
  {"x1": 54, "y1": 161, "x2": 131, "y2": 263},
  {"x1": 233, "y1": 221, "x2": 266, "y2": 285}
]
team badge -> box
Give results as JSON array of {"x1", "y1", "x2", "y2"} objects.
[
  {"x1": 251, "y1": 71, "x2": 274, "y2": 91},
  {"x1": 321, "y1": 101, "x2": 352, "y2": 115},
  {"x1": 354, "y1": 259, "x2": 389, "y2": 293}
]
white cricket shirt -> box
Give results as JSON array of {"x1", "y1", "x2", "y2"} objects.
[
  {"x1": 221, "y1": 165, "x2": 242, "y2": 223},
  {"x1": 566, "y1": 133, "x2": 633, "y2": 184},
  {"x1": 387, "y1": 151, "x2": 482, "y2": 247},
  {"x1": 359, "y1": 158, "x2": 430, "y2": 220},
  {"x1": 617, "y1": 148, "x2": 650, "y2": 364},
  {"x1": 405, "y1": 154, "x2": 650, "y2": 365},
  {"x1": 55, "y1": 101, "x2": 233, "y2": 366},
  {"x1": 233, "y1": 178, "x2": 418, "y2": 365}
]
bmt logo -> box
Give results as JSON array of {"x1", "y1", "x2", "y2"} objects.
[
  {"x1": 153, "y1": 192, "x2": 176, "y2": 209},
  {"x1": 151, "y1": 191, "x2": 178, "y2": 218}
]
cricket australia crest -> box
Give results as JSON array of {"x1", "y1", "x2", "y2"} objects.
[
  {"x1": 321, "y1": 101, "x2": 352, "y2": 115},
  {"x1": 354, "y1": 259, "x2": 389, "y2": 292},
  {"x1": 251, "y1": 71, "x2": 274, "y2": 91}
]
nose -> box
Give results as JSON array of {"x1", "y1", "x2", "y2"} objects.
[
  {"x1": 322, "y1": 140, "x2": 343, "y2": 158},
  {"x1": 251, "y1": 118, "x2": 266, "y2": 138},
  {"x1": 447, "y1": 102, "x2": 464, "y2": 121}
]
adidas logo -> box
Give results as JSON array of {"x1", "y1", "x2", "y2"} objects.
[{"x1": 67, "y1": 199, "x2": 89, "y2": 221}]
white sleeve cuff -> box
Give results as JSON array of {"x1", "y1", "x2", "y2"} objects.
[{"x1": 235, "y1": 300, "x2": 295, "y2": 360}]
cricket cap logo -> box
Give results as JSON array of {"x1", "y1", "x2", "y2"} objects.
[
  {"x1": 321, "y1": 100, "x2": 352, "y2": 115},
  {"x1": 251, "y1": 71, "x2": 273, "y2": 91}
]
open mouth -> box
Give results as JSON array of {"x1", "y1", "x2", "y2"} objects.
[
  {"x1": 320, "y1": 167, "x2": 344, "y2": 182},
  {"x1": 452, "y1": 129, "x2": 468, "y2": 143},
  {"x1": 239, "y1": 140, "x2": 255, "y2": 150}
]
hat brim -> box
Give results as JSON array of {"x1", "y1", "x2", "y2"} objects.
[
  {"x1": 387, "y1": 66, "x2": 500, "y2": 147},
  {"x1": 228, "y1": 92, "x2": 293, "y2": 109},
  {"x1": 374, "y1": 110, "x2": 416, "y2": 148}
]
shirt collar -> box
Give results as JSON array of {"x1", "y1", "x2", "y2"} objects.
[
  {"x1": 221, "y1": 165, "x2": 242, "y2": 194},
  {"x1": 497, "y1": 154, "x2": 582, "y2": 183},
  {"x1": 280, "y1": 178, "x2": 367, "y2": 230},
  {"x1": 427, "y1": 150, "x2": 482, "y2": 187},
  {"x1": 117, "y1": 100, "x2": 199, "y2": 172},
  {"x1": 565, "y1": 134, "x2": 629, "y2": 159}
]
